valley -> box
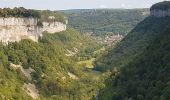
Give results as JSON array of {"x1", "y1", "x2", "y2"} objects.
[{"x1": 0, "y1": 1, "x2": 170, "y2": 100}]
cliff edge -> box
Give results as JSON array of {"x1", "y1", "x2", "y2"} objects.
[
  {"x1": 0, "y1": 8, "x2": 67, "y2": 43},
  {"x1": 150, "y1": 1, "x2": 170, "y2": 17}
]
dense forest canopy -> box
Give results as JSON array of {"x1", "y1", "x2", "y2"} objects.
[
  {"x1": 0, "y1": 7, "x2": 66, "y2": 23},
  {"x1": 94, "y1": 15, "x2": 170, "y2": 72},
  {"x1": 39, "y1": 10, "x2": 66, "y2": 24},
  {"x1": 62, "y1": 9, "x2": 149, "y2": 37},
  {"x1": 0, "y1": 28, "x2": 105, "y2": 99},
  {"x1": 151, "y1": 1, "x2": 170, "y2": 10},
  {"x1": 0, "y1": 7, "x2": 40, "y2": 18},
  {"x1": 99, "y1": 18, "x2": 170, "y2": 100}
]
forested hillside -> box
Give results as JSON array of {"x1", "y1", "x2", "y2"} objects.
[
  {"x1": 95, "y1": 1, "x2": 170, "y2": 99},
  {"x1": 0, "y1": 28, "x2": 105, "y2": 100},
  {"x1": 98, "y1": 17, "x2": 170, "y2": 100},
  {"x1": 1, "y1": 1, "x2": 169, "y2": 100},
  {"x1": 94, "y1": 16, "x2": 170, "y2": 72},
  {"x1": 62, "y1": 9, "x2": 149, "y2": 37}
]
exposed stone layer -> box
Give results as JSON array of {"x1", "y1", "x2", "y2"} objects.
[
  {"x1": 42, "y1": 21, "x2": 66, "y2": 33},
  {"x1": 0, "y1": 17, "x2": 66, "y2": 43},
  {"x1": 150, "y1": 9, "x2": 170, "y2": 17}
]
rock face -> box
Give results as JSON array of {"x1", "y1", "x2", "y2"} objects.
[
  {"x1": 0, "y1": 17, "x2": 66, "y2": 43},
  {"x1": 150, "y1": 9, "x2": 170, "y2": 17},
  {"x1": 150, "y1": 1, "x2": 170, "y2": 17},
  {"x1": 42, "y1": 22, "x2": 66, "y2": 33}
]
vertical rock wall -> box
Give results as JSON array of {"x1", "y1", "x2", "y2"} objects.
[
  {"x1": 150, "y1": 9, "x2": 170, "y2": 17},
  {"x1": 0, "y1": 17, "x2": 66, "y2": 44},
  {"x1": 42, "y1": 21, "x2": 66, "y2": 33}
]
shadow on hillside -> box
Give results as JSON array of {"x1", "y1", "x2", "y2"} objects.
[{"x1": 94, "y1": 16, "x2": 170, "y2": 72}]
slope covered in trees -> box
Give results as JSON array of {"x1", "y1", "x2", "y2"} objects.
[
  {"x1": 1, "y1": 2, "x2": 169, "y2": 100},
  {"x1": 98, "y1": 17, "x2": 170, "y2": 100},
  {"x1": 0, "y1": 28, "x2": 105, "y2": 100},
  {"x1": 94, "y1": 16, "x2": 170, "y2": 72},
  {"x1": 62, "y1": 9, "x2": 149, "y2": 37}
]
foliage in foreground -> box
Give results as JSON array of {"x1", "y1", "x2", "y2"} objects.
[{"x1": 0, "y1": 28, "x2": 104, "y2": 100}]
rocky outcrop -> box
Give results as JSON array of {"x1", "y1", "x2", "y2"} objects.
[
  {"x1": 23, "y1": 83, "x2": 39, "y2": 99},
  {"x1": 150, "y1": 9, "x2": 170, "y2": 17},
  {"x1": 0, "y1": 17, "x2": 41, "y2": 43},
  {"x1": 0, "y1": 17, "x2": 66, "y2": 44},
  {"x1": 42, "y1": 21, "x2": 66, "y2": 33},
  {"x1": 150, "y1": 1, "x2": 170, "y2": 17}
]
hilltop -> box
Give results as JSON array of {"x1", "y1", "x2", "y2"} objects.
[
  {"x1": 151, "y1": 1, "x2": 170, "y2": 10},
  {"x1": 150, "y1": 1, "x2": 170, "y2": 17}
]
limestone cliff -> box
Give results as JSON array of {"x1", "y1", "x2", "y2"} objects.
[
  {"x1": 150, "y1": 9, "x2": 170, "y2": 17},
  {"x1": 42, "y1": 21, "x2": 66, "y2": 33},
  {"x1": 0, "y1": 17, "x2": 66, "y2": 43},
  {"x1": 150, "y1": 1, "x2": 170, "y2": 17}
]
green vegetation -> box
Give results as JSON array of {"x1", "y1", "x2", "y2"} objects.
[
  {"x1": 94, "y1": 17, "x2": 170, "y2": 72},
  {"x1": 39, "y1": 10, "x2": 66, "y2": 24},
  {"x1": 1, "y1": 2, "x2": 170, "y2": 100},
  {"x1": 0, "y1": 7, "x2": 66, "y2": 24},
  {"x1": 0, "y1": 28, "x2": 105, "y2": 100},
  {"x1": 0, "y1": 44, "x2": 32, "y2": 100},
  {"x1": 151, "y1": 1, "x2": 170, "y2": 10},
  {"x1": 99, "y1": 19, "x2": 170, "y2": 100},
  {"x1": 0, "y1": 7, "x2": 40, "y2": 18},
  {"x1": 63, "y1": 9, "x2": 149, "y2": 37},
  {"x1": 77, "y1": 58, "x2": 95, "y2": 68}
]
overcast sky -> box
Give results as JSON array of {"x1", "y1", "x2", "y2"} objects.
[{"x1": 0, "y1": 0, "x2": 167, "y2": 10}]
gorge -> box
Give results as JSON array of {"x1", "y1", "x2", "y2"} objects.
[{"x1": 0, "y1": 1, "x2": 169, "y2": 100}]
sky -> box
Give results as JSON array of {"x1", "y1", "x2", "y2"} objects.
[{"x1": 0, "y1": 0, "x2": 167, "y2": 10}]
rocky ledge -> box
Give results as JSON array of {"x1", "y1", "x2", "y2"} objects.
[
  {"x1": 0, "y1": 17, "x2": 66, "y2": 43},
  {"x1": 150, "y1": 1, "x2": 170, "y2": 17}
]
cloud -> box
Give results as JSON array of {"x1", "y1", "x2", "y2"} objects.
[
  {"x1": 99, "y1": 4, "x2": 107, "y2": 8},
  {"x1": 121, "y1": 3, "x2": 132, "y2": 8}
]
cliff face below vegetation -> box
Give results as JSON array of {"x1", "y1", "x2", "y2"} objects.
[
  {"x1": 0, "y1": 17, "x2": 66, "y2": 43},
  {"x1": 42, "y1": 21, "x2": 66, "y2": 33},
  {"x1": 150, "y1": 1, "x2": 170, "y2": 17},
  {"x1": 150, "y1": 9, "x2": 170, "y2": 17}
]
